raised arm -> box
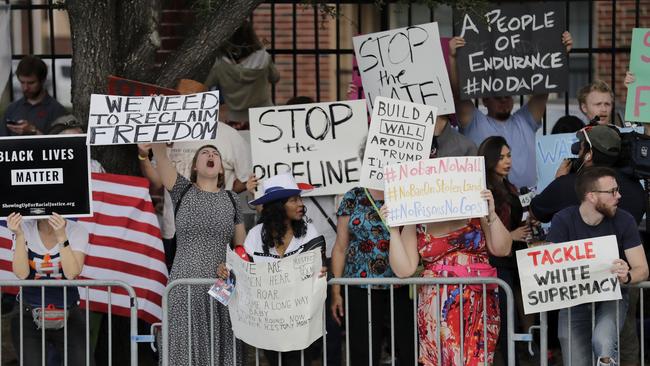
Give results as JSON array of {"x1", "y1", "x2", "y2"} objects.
[
  {"x1": 148, "y1": 143, "x2": 178, "y2": 191},
  {"x1": 479, "y1": 190, "x2": 512, "y2": 257},
  {"x1": 448, "y1": 37, "x2": 476, "y2": 129}
]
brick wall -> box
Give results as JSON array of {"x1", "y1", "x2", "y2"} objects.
[
  {"x1": 156, "y1": 2, "x2": 343, "y2": 105},
  {"x1": 596, "y1": 1, "x2": 650, "y2": 106}
]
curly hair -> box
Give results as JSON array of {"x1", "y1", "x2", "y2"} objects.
[{"x1": 258, "y1": 197, "x2": 308, "y2": 253}]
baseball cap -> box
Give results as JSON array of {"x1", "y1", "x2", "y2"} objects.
[{"x1": 570, "y1": 125, "x2": 621, "y2": 157}]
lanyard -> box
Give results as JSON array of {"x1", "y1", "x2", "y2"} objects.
[{"x1": 364, "y1": 188, "x2": 389, "y2": 230}]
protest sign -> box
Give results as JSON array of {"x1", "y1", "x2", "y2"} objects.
[
  {"x1": 360, "y1": 97, "x2": 436, "y2": 190},
  {"x1": 227, "y1": 249, "x2": 327, "y2": 352},
  {"x1": 454, "y1": 3, "x2": 567, "y2": 99},
  {"x1": 535, "y1": 133, "x2": 577, "y2": 192},
  {"x1": 384, "y1": 157, "x2": 487, "y2": 226},
  {"x1": 352, "y1": 22, "x2": 455, "y2": 115},
  {"x1": 87, "y1": 91, "x2": 219, "y2": 145},
  {"x1": 107, "y1": 75, "x2": 180, "y2": 97},
  {"x1": 625, "y1": 28, "x2": 650, "y2": 123},
  {"x1": 0, "y1": 135, "x2": 91, "y2": 219},
  {"x1": 517, "y1": 235, "x2": 622, "y2": 314},
  {"x1": 249, "y1": 100, "x2": 368, "y2": 196}
]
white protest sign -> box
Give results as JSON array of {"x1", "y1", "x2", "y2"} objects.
[
  {"x1": 360, "y1": 97, "x2": 436, "y2": 190},
  {"x1": 87, "y1": 91, "x2": 220, "y2": 145},
  {"x1": 227, "y1": 249, "x2": 327, "y2": 352},
  {"x1": 516, "y1": 235, "x2": 622, "y2": 314},
  {"x1": 353, "y1": 22, "x2": 455, "y2": 115},
  {"x1": 250, "y1": 100, "x2": 368, "y2": 196},
  {"x1": 384, "y1": 157, "x2": 487, "y2": 226}
]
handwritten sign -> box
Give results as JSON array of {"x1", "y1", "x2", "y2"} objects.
[
  {"x1": 250, "y1": 100, "x2": 368, "y2": 196},
  {"x1": 227, "y1": 249, "x2": 327, "y2": 352},
  {"x1": 352, "y1": 22, "x2": 455, "y2": 115},
  {"x1": 360, "y1": 97, "x2": 436, "y2": 190},
  {"x1": 454, "y1": 3, "x2": 567, "y2": 99},
  {"x1": 516, "y1": 236, "x2": 621, "y2": 314},
  {"x1": 384, "y1": 157, "x2": 487, "y2": 226},
  {"x1": 87, "y1": 91, "x2": 219, "y2": 145},
  {"x1": 625, "y1": 28, "x2": 650, "y2": 123},
  {"x1": 535, "y1": 133, "x2": 577, "y2": 192}
]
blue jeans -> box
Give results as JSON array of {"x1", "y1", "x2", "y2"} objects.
[{"x1": 558, "y1": 294, "x2": 628, "y2": 366}]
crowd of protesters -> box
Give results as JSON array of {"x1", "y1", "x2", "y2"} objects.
[{"x1": 2, "y1": 18, "x2": 650, "y2": 366}]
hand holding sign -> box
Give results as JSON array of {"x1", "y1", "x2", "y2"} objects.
[{"x1": 6, "y1": 212, "x2": 23, "y2": 235}]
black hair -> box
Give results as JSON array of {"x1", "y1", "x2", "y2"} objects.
[
  {"x1": 16, "y1": 56, "x2": 47, "y2": 81},
  {"x1": 258, "y1": 196, "x2": 308, "y2": 253},
  {"x1": 551, "y1": 115, "x2": 585, "y2": 134},
  {"x1": 218, "y1": 20, "x2": 263, "y2": 63},
  {"x1": 478, "y1": 136, "x2": 516, "y2": 207}
]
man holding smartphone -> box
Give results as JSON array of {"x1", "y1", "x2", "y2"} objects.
[{"x1": 1, "y1": 56, "x2": 66, "y2": 136}]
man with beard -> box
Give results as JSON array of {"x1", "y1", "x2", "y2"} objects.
[
  {"x1": 530, "y1": 125, "x2": 645, "y2": 225},
  {"x1": 1, "y1": 56, "x2": 66, "y2": 136},
  {"x1": 448, "y1": 32, "x2": 573, "y2": 190},
  {"x1": 546, "y1": 166, "x2": 648, "y2": 366},
  {"x1": 577, "y1": 80, "x2": 617, "y2": 127}
]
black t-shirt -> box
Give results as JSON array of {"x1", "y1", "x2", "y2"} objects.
[
  {"x1": 546, "y1": 206, "x2": 642, "y2": 261},
  {"x1": 531, "y1": 170, "x2": 645, "y2": 225}
]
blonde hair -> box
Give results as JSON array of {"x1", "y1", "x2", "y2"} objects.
[{"x1": 577, "y1": 80, "x2": 614, "y2": 106}]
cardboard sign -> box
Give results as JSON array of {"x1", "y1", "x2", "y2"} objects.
[
  {"x1": 535, "y1": 133, "x2": 577, "y2": 192},
  {"x1": 625, "y1": 28, "x2": 650, "y2": 123},
  {"x1": 352, "y1": 22, "x2": 455, "y2": 115},
  {"x1": 360, "y1": 97, "x2": 436, "y2": 190},
  {"x1": 517, "y1": 236, "x2": 622, "y2": 314},
  {"x1": 384, "y1": 157, "x2": 487, "y2": 226},
  {"x1": 227, "y1": 249, "x2": 327, "y2": 352},
  {"x1": 87, "y1": 91, "x2": 219, "y2": 145},
  {"x1": 249, "y1": 100, "x2": 368, "y2": 196},
  {"x1": 454, "y1": 3, "x2": 568, "y2": 99},
  {"x1": 107, "y1": 75, "x2": 180, "y2": 97},
  {"x1": 0, "y1": 135, "x2": 91, "y2": 219}
]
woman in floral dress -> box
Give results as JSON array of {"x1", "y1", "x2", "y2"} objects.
[{"x1": 387, "y1": 190, "x2": 512, "y2": 365}]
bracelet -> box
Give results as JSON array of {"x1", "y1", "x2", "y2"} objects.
[{"x1": 137, "y1": 154, "x2": 148, "y2": 161}]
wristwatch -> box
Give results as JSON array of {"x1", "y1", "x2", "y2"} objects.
[{"x1": 61, "y1": 240, "x2": 70, "y2": 248}]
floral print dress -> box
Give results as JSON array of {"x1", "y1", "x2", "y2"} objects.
[{"x1": 417, "y1": 219, "x2": 500, "y2": 366}]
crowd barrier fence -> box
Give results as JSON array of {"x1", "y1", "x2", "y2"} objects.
[{"x1": 0, "y1": 279, "x2": 139, "y2": 366}]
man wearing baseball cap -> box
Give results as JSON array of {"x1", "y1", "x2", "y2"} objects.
[{"x1": 531, "y1": 125, "x2": 645, "y2": 225}]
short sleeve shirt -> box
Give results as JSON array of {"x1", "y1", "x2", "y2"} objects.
[
  {"x1": 18, "y1": 220, "x2": 89, "y2": 307},
  {"x1": 546, "y1": 206, "x2": 641, "y2": 261},
  {"x1": 337, "y1": 188, "x2": 395, "y2": 286},
  {"x1": 243, "y1": 223, "x2": 322, "y2": 263},
  {"x1": 461, "y1": 105, "x2": 539, "y2": 189},
  {"x1": 1, "y1": 95, "x2": 67, "y2": 136}
]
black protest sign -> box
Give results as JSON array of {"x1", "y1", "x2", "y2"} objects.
[
  {"x1": 87, "y1": 91, "x2": 220, "y2": 145},
  {"x1": 249, "y1": 100, "x2": 368, "y2": 196},
  {"x1": 454, "y1": 3, "x2": 567, "y2": 99},
  {"x1": 0, "y1": 135, "x2": 91, "y2": 218}
]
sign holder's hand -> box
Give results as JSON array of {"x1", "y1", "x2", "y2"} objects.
[
  {"x1": 611, "y1": 258, "x2": 630, "y2": 282},
  {"x1": 48, "y1": 213, "x2": 68, "y2": 244},
  {"x1": 7, "y1": 212, "x2": 24, "y2": 236},
  {"x1": 562, "y1": 31, "x2": 573, "y2": 53}
]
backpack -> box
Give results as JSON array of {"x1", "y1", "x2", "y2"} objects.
[{"x1": 618, "y1": 131, "x2": 650, "y2": 179}]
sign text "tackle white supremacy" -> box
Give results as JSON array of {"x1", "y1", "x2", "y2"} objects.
[{"x1": 86, "y1": 91, "x2": 220, "y2": 145}]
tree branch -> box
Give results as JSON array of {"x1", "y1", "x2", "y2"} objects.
[{"x1": 155, "y1": 0, "x2": 264, "y2": 87}]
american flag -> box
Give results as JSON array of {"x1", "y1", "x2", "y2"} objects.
[{"x1": 0, "y1": 173, "x2": 168, "y2": 324}]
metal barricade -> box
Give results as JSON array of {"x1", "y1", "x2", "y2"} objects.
[
  {"x1": 0, "y1": 279, "x2": 139, "y2": 366},
  {"x1": 536, "y1": 282, "x2": 650, "y2": 366},
  {"x1": 161, "y1": 276, "x2": 522, "y2": 366}
]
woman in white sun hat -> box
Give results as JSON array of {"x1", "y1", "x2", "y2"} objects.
[{"x1": 226, "y1": 172, "x2": 327, "y2": 364}]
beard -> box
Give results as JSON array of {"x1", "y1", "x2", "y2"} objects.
[
  {"x1": 494, "y1": 111, "x2": 512, "y2": 120},
  {"x1": 595, "y1": 201, "x2": 617, "y2": 218}
]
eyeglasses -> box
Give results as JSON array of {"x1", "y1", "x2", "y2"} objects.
[{"x1": 591, "y1": 187, "x2": 619, "y2": 196}]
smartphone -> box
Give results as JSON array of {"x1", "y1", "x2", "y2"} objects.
[{"x1": 5, "y1": 119, "x2": 19, "y2": 125}]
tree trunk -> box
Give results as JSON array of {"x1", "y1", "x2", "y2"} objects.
[{"x1": 66, "y1": 0, "x2": 262, "y2": 175}]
